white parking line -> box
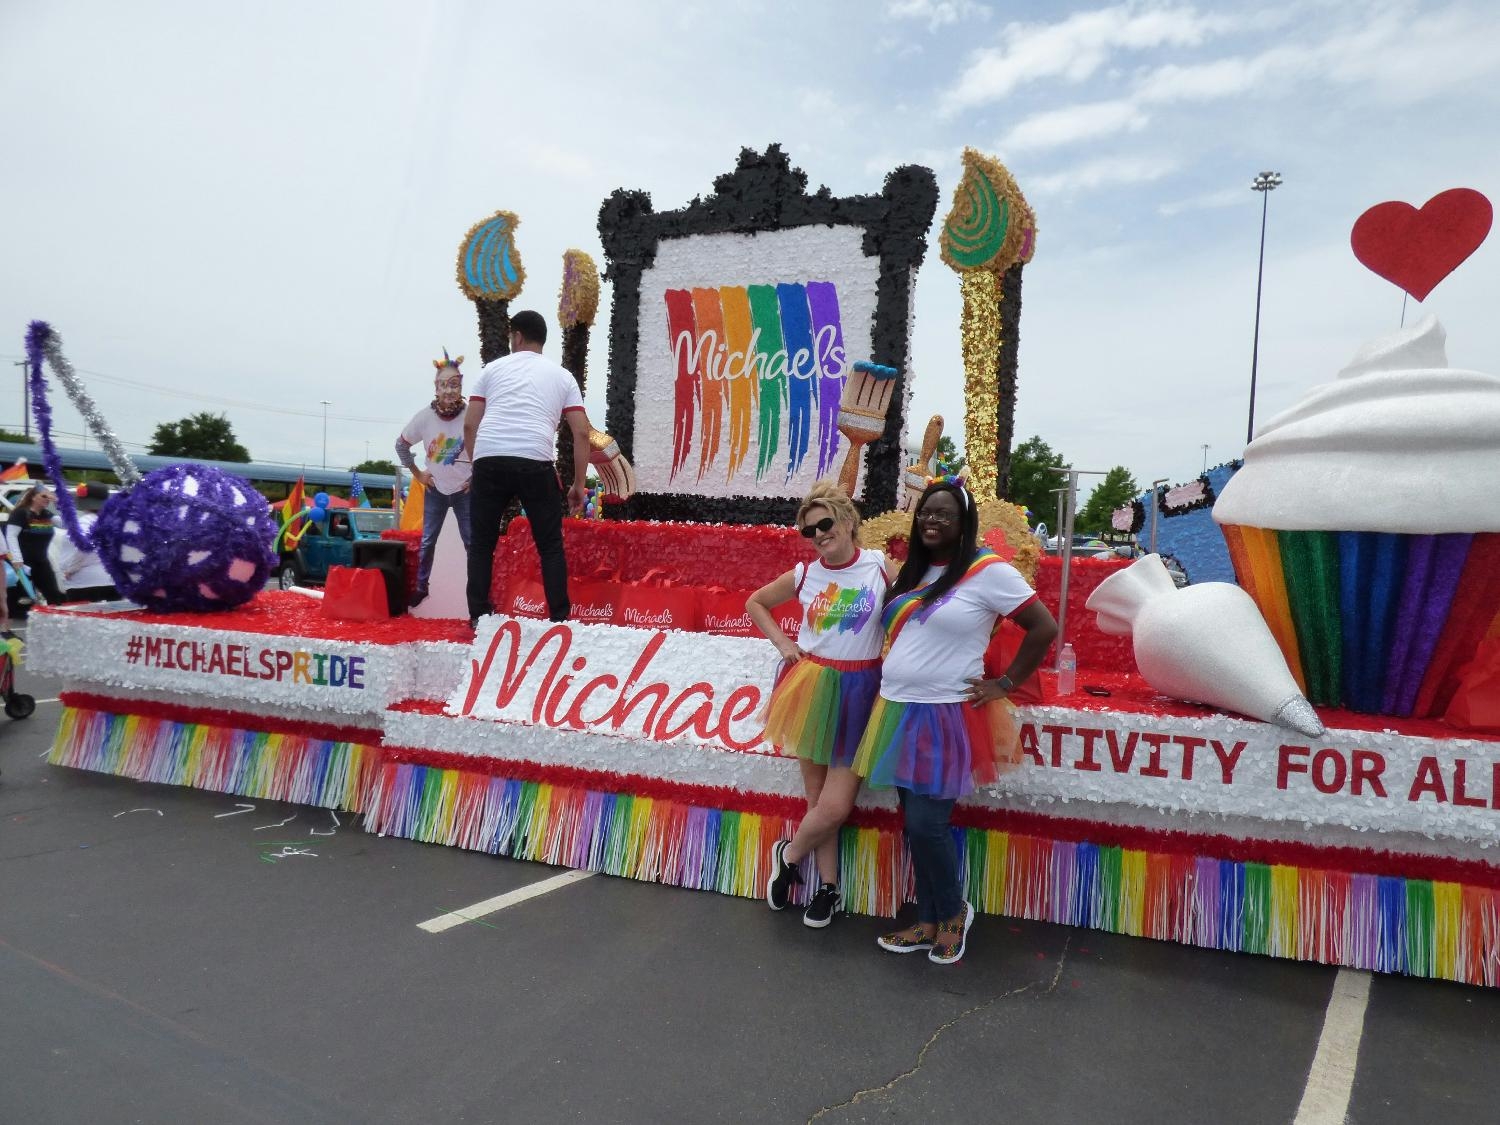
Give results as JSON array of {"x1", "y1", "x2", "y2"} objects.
[
  {"x1": 418, "y1": 870, "x2": 595, "y2": 933},
  {"x1": 1294, "y1": 968, "x2": 1372, "y2": 1125}
]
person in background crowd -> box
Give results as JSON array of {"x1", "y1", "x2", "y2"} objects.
[
  {"x1": 396, "y1": 350, "x2": 472, "y2": 607},
  {"x1": 49, "y1": 482, "x2": 118, "y2": 603},
  {"x1": 463, "y1": 310, "x2": 589, "y2": 628},
  {"x1": 752, "y1": 482, "x2": 894, "y2": 928},
  {"x1": 852, "y1": 477, "x2": 1058, "y2": 965},
  {"x1": 5, "y1": 486, "x2": 64, "y2": 607}
]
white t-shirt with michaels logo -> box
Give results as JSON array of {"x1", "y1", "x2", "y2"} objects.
[{"x1": 793, "y1": 548, "x2": 889, "y2": 662}]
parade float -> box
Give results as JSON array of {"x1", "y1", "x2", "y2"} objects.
[{"x1": 28, "y1": 151, "x2": 1500, "y2": 986}]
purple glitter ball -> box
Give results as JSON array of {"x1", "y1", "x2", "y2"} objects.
[{"x1": 92, "y1": 464, "x2": 278, "y2": 612}]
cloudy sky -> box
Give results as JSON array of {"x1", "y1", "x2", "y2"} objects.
[{"x1": 3, "y1": 0, "x2": 1497, "y2": 501}]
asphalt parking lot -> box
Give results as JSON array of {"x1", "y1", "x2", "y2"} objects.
[{"x1": 4, "y1": 652, "x2": 1500, "y2": 1125}]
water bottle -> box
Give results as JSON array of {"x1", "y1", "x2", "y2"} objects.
[{"x1": 1057, "y1": 643, "x2": 1077, "y2": 696}]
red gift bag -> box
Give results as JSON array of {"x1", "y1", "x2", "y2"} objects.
[
  {"x1": 982, "y1": 617, "x2": 1047, "y2": 704},
  {"x1": 322, "y1": 566, "x2": 390, "y2": 622},
  {"x1": 570, "y1": 566, "x2": 621, "y2": 627},
  {"x1": 618, "y1": 568, "x2": 700, "y2": 632},
  {"x1": 699, "y1": 587, "x2": 760, "y2": 637},
  {"x1": 501, "y1": 572, "x2": 550, "y2": 619},
  {"x1": 1445, "y1": 639, "x2": 1500, "y2": 732}
]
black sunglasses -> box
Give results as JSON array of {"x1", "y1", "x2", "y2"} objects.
[{"x1": 799, "y1": 516, "x2": 836, "y2": 538}]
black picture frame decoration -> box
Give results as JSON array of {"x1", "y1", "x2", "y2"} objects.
[{"x1": 597, "y1": 144, "x2": 938, "y2": 525}]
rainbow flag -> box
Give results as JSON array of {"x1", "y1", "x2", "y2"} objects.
[
  {"x1": 0, "y1": 458, "x2": 27, "y2": 483},
  {"x1": 282, "y1": 476, "x2": 309, "y2": 549}
]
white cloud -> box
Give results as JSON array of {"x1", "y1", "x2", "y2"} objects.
[
  {"x1": 943, "y1": 3, "x2": 1228, "y2": 112},
  {"x1": 1030, "y1": 155, "x2": 1180, "y2": 194},
  {"x1": 1000, "y1": 99, "x2": 1149, "y2": 152},
  {"x1": 885, "y1": 0, "x2": 988, "y2": 31},
  {"x1": 1157, "y1": 187, "x2": 1246, "y2": 216}
]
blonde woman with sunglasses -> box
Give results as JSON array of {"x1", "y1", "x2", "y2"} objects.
[{"x1": 747, "y1": 482, "x2": 895, "y2": 928}]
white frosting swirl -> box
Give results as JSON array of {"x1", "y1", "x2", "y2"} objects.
[{"x1": 1214, "y1": 315, "x2": 1500, "y2": 533}]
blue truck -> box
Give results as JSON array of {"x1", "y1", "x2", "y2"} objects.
[{"x1": 275, "y1": 508, "x2": 397, "y2": 589}]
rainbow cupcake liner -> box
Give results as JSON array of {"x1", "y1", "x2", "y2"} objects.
[
  {"x1": 1222, "y1": 527, "x2": 1500, "y2": 718},
  {"x1": 762, "y1": 658, "x2": 880, "y2": 768}
]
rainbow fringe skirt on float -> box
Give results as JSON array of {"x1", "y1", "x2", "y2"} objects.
[
  {"x1": 1221, "y1": 527, "x2": 1500, "y2": 717},
  {"x1": 852, "y1": 696, "x2": 1021, "y2": 798},
  {"x1": 762, "y1": 656, "x2": 881, "y2": 768}
]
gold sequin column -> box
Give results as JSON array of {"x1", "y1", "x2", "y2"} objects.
[{"x1": 940, "y1": 149, "x2": 1036, "y2": 502}]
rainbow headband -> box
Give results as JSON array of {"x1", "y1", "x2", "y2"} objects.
[
  {"x1": 882, "y1": 548, "x2": 1004, "y2": 644},
  {"x1": 432, "y1": 348, "x2": 464, "y2": 380},
  {"x1": 925, "y1": 473, "x2": 973, "y2": 509}
]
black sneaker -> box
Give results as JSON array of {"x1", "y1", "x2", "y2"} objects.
[
  {"x1": 803, "y1": 883, "x2": 840, "y2": 929},
  {"x1": 409, "y1": 588, "x2": 428, "y2": 608},
  {"x1": 766, "y1": 839, "x2": 802, "y2": 911}
]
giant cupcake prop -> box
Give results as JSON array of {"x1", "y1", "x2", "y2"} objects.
[{"x1": 1214, "y1": 315, "x2": 1500, "y2": 718}]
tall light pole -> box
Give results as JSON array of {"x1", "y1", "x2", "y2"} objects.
[
  {"x1": 320, "y1": 400, "x2": 332, "y2": 469},
  {"x1": 1201, "y1": 443, "x2": 1210, "y2": 473},
  {"x1": 11, "y1": 361, "x2": 30, "y2": 439},
  {"x1": 1247, "y1": 170, "x2": 1282, "y2": 444}
]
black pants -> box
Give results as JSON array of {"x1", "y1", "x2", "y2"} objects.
[{"x1": 466, "y1": 456, "x2": 569, "y2": 623}]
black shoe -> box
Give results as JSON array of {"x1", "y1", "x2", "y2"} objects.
[
  {"x1": 409, "y1": 588, "x2": 428, "y2": 608},
  {"x1": 766, "y1": 840, "x2": 802, "y2": 911},
  {"x1": 803, "y1": 883, "x2": 840, "y2": 929}
]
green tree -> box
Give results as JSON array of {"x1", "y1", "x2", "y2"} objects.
[
  {"x1": 933, "y1": 435, "x2": 966, "y2": 476},
  {"x1": 149, "y1": 412, "x2": 250, "y2": 462},
  {"x1": 1005, "y1": 435, "x2": 1067, "y2": 528},
  {"x1": 1077, "y1": 466, "x2": 1140, "y2": 534},
  {"x1": 351, "y1": 459, "x2": 398, "y2": 476},
  {"x1": 0, "y1": 428, "x2": 30, "y2": 444}
]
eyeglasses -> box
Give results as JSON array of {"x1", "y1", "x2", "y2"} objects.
[
  {"x1": 915, "y1": 511, "x2": 955, "y2": 526},
  {"x1": 799, "y1": 516, "x2": 836, "y2": 538}
]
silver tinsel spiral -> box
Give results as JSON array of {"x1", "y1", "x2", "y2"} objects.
[{"x1": 42, "y1": 333, "x2": 142, "y2": 485}]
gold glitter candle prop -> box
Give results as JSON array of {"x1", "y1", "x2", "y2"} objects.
[
  {"x1": 959, "y1": 270, "x2": 1003, "y2": 498},
  {"x1": 940, "y1": 149, "x2": 1036, "y2": 502}
]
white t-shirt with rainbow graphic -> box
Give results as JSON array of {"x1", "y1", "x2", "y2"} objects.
[
  {"x1": 401, "y1": 407, "x2": 471, "y2": 496},
  {"x1": 793, "y1": 548, "x2": 889, "y2": 662}
]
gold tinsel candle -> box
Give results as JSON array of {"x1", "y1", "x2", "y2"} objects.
[{"x1": 940, "y1": 149, "x2": 1036, "y2": 500}]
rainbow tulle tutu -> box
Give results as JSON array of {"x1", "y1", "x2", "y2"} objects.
[
  {"x1": 1221, "y1": 526, "x2": 1500, "y2": 718},
  {"x1": 852, "y1": 696, "x2": 1020, "y2": 799},
  {"x1": 762, "y1": 656, "x2": 880, "y2": 768}
]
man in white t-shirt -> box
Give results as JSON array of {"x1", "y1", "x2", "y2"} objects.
[
  {"x1": 395, "y1": 351, "x2": 473, "y2": 607},
  {"x1": 463, "y1": 310, "x2": 589, "y2": 625}
]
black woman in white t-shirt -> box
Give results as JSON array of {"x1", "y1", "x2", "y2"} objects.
[
  {"x1": 853, "y1": 477, "x2": 1058, "y2": 965},
  {"x1": 748, "y1": 482, "x2": 896, "y2": 930}
]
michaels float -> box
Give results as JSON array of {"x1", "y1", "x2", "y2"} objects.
[{"x1": 28, "y1": 148, "x2": 1500, "y2": 986}]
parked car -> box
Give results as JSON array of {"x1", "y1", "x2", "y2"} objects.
[{"x1": 276, "y1": 507, "x2": 396, "y2": 588}]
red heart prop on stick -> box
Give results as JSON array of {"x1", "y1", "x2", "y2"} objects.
[{"x1": 1351, "y1": 188, "x2": 1492, "y2": 301}]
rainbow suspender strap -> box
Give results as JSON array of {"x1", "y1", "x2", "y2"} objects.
[{"x1": 882, "y1": 549, "x2": 1006, "y2": 649}]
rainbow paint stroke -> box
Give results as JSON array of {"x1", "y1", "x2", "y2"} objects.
[
  {"x1": 426, "y1": 436, "x2": 463, "y2": 466},
  {"x1": 665, "y1": 282, "x2": 848, "y2": 483},
  {"x1": 806, "y1": 582, "x2": 880, "y2": 636},
  {"x1": 1221, "y1": 527, "x2": 1500, "y2": 718}
]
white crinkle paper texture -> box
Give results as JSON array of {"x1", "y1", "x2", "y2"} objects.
[
  {"x1": 449, "y1": 615, "x2": 776, "y2": 753},
  {"x1": 28, "y1": 609, "x2": 396, "y2": 716},
  {"x1": 633, "y1": 226, "x2": 880, "y2": 498},
  {"x1": 1214, "y1": 316, "x2": 1500, "y2": 533}
]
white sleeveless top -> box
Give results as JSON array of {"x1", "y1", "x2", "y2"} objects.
[{"x1": 792, "y1": 548, "x2": 889, "y2": 662}]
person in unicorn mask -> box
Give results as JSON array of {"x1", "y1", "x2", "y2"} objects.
[
  {"x1": 753, "y1": 482, "x2": 896, "y2": 929},
  {"x1": 853, "y1": 476, "x2": 1057, "y2": 965},
  {"x1": 395, "y1": 350, "x2": 472, "y2": 608}
]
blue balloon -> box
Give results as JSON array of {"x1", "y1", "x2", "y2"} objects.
[
  {"x1": 305, "y1": 505, "x2": 328, "y2": 523},
  {"x1": 313, "y1": 491, "x2": 332, "y2": 508}
]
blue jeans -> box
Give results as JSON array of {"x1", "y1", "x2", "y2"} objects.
[
  {"x1": 417, "y1": 487, "x2": 472, "y2": 590},
  {"x1": 899, "y1": 788, "x2": 963, "y2": 923}
]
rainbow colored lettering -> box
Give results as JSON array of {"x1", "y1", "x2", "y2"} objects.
[
  {"x1": 427, "y1": 435, "x2": 463, "y2": 466},
  {"x1": 806, "y1": 582, "x2": 878, "y2": 636},
  {"x1": 664, "y1": 282, "x2": 848, "y2": 482}
]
